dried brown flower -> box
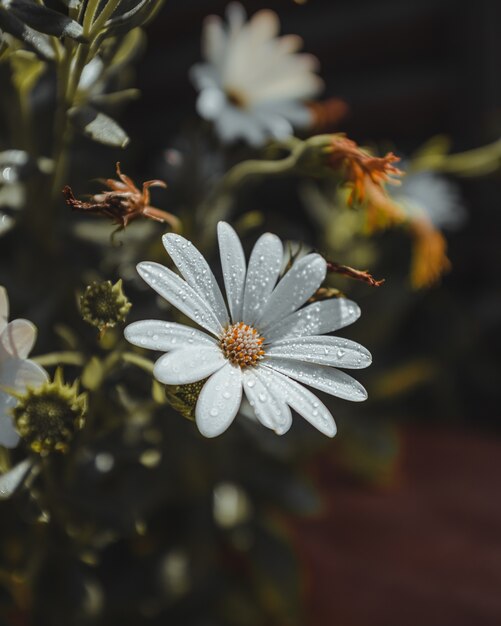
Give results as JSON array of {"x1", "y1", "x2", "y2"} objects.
[
  {"x1": 326, "y1": 261, "x2": 385, "y2": 287},
  {"x1": 63, "y1": 162, "x2": 180, "y2": 232}
]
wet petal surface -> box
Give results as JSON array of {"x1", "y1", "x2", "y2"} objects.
[{"x1": 196, "y1": 363, "x2": 242, "y2": 437}]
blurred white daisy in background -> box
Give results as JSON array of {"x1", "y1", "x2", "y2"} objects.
[
  {"x1": 190, "y1": 2, "x2": 324, "y2": 146},
  {"x1": 394, "y1": 169, "x2": 467, "y2": 230},
  {"x1": 0, "y1": 286, "x2": 48, "y2": 448},
  {"x1": 0, "y1": 286, "x2": 48, "y2": 499},
  {"x1": 125, "y1": 222, "x2": 371, "y2": 438}
]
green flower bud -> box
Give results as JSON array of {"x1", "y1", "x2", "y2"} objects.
[
  {"x1": 165, "y1": 380, "x2": 207, "y2": 421},
  {"x1": 80, "y1": 279, "x2": 131, "y2": 333},
  {"x1": 12, "y1": 368, "x2": 87, "y2": 456}
]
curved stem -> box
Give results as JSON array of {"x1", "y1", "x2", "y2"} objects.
[{"x1": 34, "y1": 352, "x2": 85, "y2": 367}]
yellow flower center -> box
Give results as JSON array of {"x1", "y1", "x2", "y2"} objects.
[{"x1": 220, "y1": 322, "x2": 265, "y2": 368}]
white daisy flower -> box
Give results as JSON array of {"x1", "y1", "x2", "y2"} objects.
[
  {"x1": 0, "y1": 286, "x2": 48, "y2": 448},
  {"x1": 125, "y1": 223, "x2": 371, "y2": 438},
  {"x1": 394, "y1": 169, "x2": 466, "y2": 230},
  {"x1": 190, "y1": 2, "x2": 324, "y2": 146}
]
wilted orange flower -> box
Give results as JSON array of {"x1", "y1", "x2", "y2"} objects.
[
  {"x1": 63, "y1": 163, "x2": 180, "y2": 232},
  {"x1": 409, "y1": 218, "x2": 451, "y2": 289},
  {"x1": 328, "y1": 135, "x2": 403, "y2": 204}
]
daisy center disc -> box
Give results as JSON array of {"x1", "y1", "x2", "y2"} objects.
[{"x1": 220, "y1": 322, "x2": 265, "y2": 368}]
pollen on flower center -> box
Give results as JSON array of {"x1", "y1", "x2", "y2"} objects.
[{"x1": 220, "y1": 322, "x2": 265, "y2": 368}]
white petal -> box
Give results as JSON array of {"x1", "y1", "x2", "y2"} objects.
[
  {"x1": 0, "y1": 213, "x2": 14, "y2": 237},
  {"x1": 196, "y1": 363, "x2": 242, "y2": 437},
  {"x1": 263, "y1": 368, "x2": 336, "y2": 437},
  {"x1": 125, "y1": 320, "x2": 217, "y2": 352},
  {"x1": 0, "y1": 359, "x2": 48, "y2": 445},
  {"x1": 153, "y1": 346, "x2": 226, "y2": 385},
  {"x1": 214, "y1": 104, "x2": 267, "y2": 146},
  {"x1": 257, "y1": 253, "x2": 327, "y2": 329},
  {"x1": 1, "y1": 319, "x2": 37, "y2": 358},
  {"x1": 265, "y1": 298, "x2": 361, "y2": 343},
  {"x1": 0, "y1": 410, "x2": 20, "y2": 448},
  {"x1": 197, "y1": 87, "x2": 227, "y2": 120},
  {"x1": 163, "y1": 233, "x2": 229, "y2": 328},
  {"x1": 190, "y1": 64, "x2": 221, "y2": 92},
  {"x1": 0, "y1": 286, "x2": 8, "y2": 333},
  {"x1": 202, "y1": 15, "x2": 227, "y2": 68},
  {"x1": 248, "y1": 9, "x2": 279, "y2": 43},
  {"x1": 217, "y1": 222, "x2": 246, "y2": 321},
  {"x1": 264, "y1": 358, "x2": 368, "y2": 402},
  {"x1": 0, "y1": 356, "x2": 48, "y2": 390},
  {"x1": 242, "y1": 233, "x2": 283, "y2": 325},
  {"x1": 242, "y1": 367, "x2": 291, "y2": 435},
  {"x1": 268, "y1": 336, "x2": 372, "y2": 369},
  {"x1": 0, "y1": 459, "x2": 33, "y2": 498},
  {"x1": 137, "y1": 262, "x2": 223, "y2": 336}
]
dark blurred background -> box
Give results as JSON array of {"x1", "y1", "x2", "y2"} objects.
[{"x1": 117, "y1": 1, "x2": 501, "y2": 624}]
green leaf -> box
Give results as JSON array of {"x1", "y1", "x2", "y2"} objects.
[
  {"x1": 7, "y1": 0, "x2": 87, "y2": 42},
  {"x1": 69, "y1": 105, "x2": 130, "y2": 148},
  {"x1": 0, "y1": 8, "x2": 55, "y2": 60},
  {"x1": 106, "y1": 27, "x2": 146, "y2": 71},
  {"x1": 59, "y1": 0, "x2": 81, "y2": 9},
  {"x1": 81, "y1": 356, "x2": 104, "y2": 391},
  {"x1": 89, "y1": 88, "x2": 140, "y2": 107},
  {"x1": 9, "y1": 48, "x2": 45, "y2": 98},
  {"x1": 101, "y1": 0, "x2": 164, "y2": 38}
]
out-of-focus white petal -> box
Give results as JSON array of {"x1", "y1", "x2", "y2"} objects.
[
  {"x1": 197, "y1": 87, "x2": 227, "y2": 120},
  {"x1": 0, "y1": 286, "x2": 8, "y2": 333},
  {"x1": 0, "y1": 459, "x2": 33, "y2": 498},
  {"x1": 214, "y1": 105, "x2": 266, "y2": 146},
  {"x1": 125, "y1": 320, "x2": 217, "y2": 352},
  {"x1": 196, "y1": 363, "x2": 242, "y2": 437},
  {"x1": 226, "y1": 2, "x2": 246, "y2": 33},
  {"x1": 0, "y1": 356, "x2": 48, "y2": 390},
  {"x1": 264, "y1": 357, "x2": 368, "y2": 402},
  {"x1": 153, "y1": 346, "x2": 226, "y2": 385},
  {"x1": 202, "y1": 15, "x2": 227, "y2": 68},
  {"x1": 163, "y1": 233, "x2": 229, "y2": 328},
  {"x1": 263, "y1": 368, "x2": 336, "y2": 437},
  {"x1": 137, "y1": 262, "x2": 223, "y2": 336},
  {"x1": 254, "y1": 99, "x2": 312, "y2": 128},
  {"x1": 249, "y1": 9, "x2": 279, "y2": 43},
  {"x1": 243, "y1": 233, "x2": 282, "y2": 325},
  {"x1": 0, "y1": 395, "x2": 20, "y2": 447},
  {"x1": 1, "y1": 319, "x2": 37, "y2": 358},
  {"x1": 257, "y1": 254, "x2": 327, "y2": 329},
  {"x1": 242, "y1": 367, "x2": 291, "y2": 435},
  {"x1": 0, "y1": 213, "x2": 14, "y2": 237},
  {"x1": 190, "y1": 64, "x2": 221, "y2": 91},
  {"x1": 217, "y1": 222, "x2": 246, "y2": 322},
  {"x1": 268, "y1": 336, "x2": 372, "y2": 369},
  {"x1": 265, "y1": 298, "x2": 361, "y2": 343}
]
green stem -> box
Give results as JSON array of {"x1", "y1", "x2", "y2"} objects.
[
  {"x1": 121, "y1": 352, "x2": 155, "y2": 374},
  {"x1": 412, "y1": 138, "x2": 501, "y2": 175},
  {"x1": 34, "y1": 352, "x2": 85, "y2": 367},
  {"x1": 89, "y1": 0, "x2": 123, "y2": 37}
]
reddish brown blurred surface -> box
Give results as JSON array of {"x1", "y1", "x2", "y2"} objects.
[{"x1": 296, "y1": 427, "x2": 501, "y2": 626}]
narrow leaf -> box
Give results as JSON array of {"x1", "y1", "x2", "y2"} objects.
[
  {"x1": 0, "y1": 8, "x2": 54, "y2": 60},
  {"x1": 69, "y1": 105, "x2": 130, "y2": 148},
  {"x1": 7, "y1": 0, "x2": 87, "y2": 41}
]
